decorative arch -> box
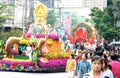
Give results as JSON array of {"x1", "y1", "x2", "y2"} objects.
[{"x1": 70, "y1": 22, "x2": 93, "y2": 39}]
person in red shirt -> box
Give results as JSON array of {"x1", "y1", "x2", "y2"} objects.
[{"x1": 109, "y1": 54, "x2": 120, "y2": 78}]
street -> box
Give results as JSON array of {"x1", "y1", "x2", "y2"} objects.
[{"x1": 0, "y1": 71, "x2": 68, "y2": 78}]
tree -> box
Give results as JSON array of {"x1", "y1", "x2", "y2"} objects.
[
  {"x1": 47, "y1": 9, "x2": 57, "y2": 27},
  {"x1": 90, "y1": 0, "x2": 120, "y2": 41},
  {"x1": 0, "y1": 3, "x2": 13, "y2": 26},
  {"x1": 112, "y1": 0, "x2": 120, "y2": 20}
]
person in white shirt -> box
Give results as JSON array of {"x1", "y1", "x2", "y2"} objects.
[{"x1": 101, "y1": 58, "x2": 114, "y2": 78}]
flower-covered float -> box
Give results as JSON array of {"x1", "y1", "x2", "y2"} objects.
[{"x1": 0, "y1": 3, "x2": 73, "y2": 72}]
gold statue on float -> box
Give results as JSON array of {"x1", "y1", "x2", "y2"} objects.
[{"x1": 34, "y1": 3, "x2": 49, "y2": 34}]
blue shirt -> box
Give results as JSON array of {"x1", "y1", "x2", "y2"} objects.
[{"x1": 77, "y1": 60, "x2": 91, "y2": 76}]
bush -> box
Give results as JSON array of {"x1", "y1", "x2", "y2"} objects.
[
  {"x1": 14, "y1": 55, "x2": 29, "y2": 60},
  {"x1": 0, "y1": 29, "x2": 22, "y2": 41}
]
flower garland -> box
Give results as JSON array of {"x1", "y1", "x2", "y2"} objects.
[
  {"x1": 0, "y1": 58, "x2": 36, "y2": 71},
  {"x1": 39, "y1": 58, "x2": 68, "y2": 68}
]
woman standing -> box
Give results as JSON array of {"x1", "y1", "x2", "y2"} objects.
[
  {"x1": 101, "y1": 58, "x2": 114, "y2": 78},
  {"x1": 66, "y1": 54, "x2": 76, "y2": 78}
]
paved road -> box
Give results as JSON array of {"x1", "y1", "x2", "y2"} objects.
[{"x1": 0, "y1": 71, "x2": 68, "y2": 78}]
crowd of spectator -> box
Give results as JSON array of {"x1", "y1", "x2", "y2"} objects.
[{"x1": 65, "y1": 40, "x2": 120, "y2": 78}]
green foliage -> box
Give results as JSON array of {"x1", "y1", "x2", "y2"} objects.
[
  {"x1": 0, "y1": 3, "x2": 13, "y2": 26},
  {"x1": 0, "y1": 40, "x2": 4, "y2": 55},
  {"x1": 14, "y1": 55, "x2": 29, "y2": 60},
  {"x1": 0, "y1": 29, "x2": 22, "y2": 41},
  {"x1": 112, "y1": 0, "x2": 120, "y2": 20},
  {"x1": 90, "y1": 0, "x2": 120, "y2": 41},
  {"x1": 47, "y1": 9, "x2": 57, "y2": 26}
]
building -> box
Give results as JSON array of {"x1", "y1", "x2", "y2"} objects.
[
  {"x1": 82, "y1": 0, "x2": 107, "y2": 9},
  {"x1": 0, "y1": 0, "x2": 35, "y2": 29},
  {"x1": 0, "y1": 0, "x2": 15, "y2": 31},
  {"x1": 55, "y1": 0, "x2": 107, "y2": 34},
  {"x1": 40, "y1": 0, "x2": 54, "y2": 9},
  {"x1": 0, "y1": 0, "x2": 107, "y2": 30}
]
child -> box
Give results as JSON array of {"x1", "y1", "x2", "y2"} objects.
[{"x1": 101, "y1": 58, "x2": 114, "y2": 78}]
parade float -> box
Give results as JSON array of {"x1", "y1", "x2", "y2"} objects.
[
  {"x1": 0, "y1": 3, "x2": 73, "y2": 72},
  {"x1": 0, "y1": 2, "x2": 96, "y2": 72},
  {"x1": 68, "y1": 22, "x2": 96, "y2": 49}
]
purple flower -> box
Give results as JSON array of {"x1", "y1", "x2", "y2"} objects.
[
  {"x1": 39, "y1": 58, "x2": 68, "y2": 68},
  {"x1": 25, "y1": 33, "x2": 32, "y2": 38},
  {"x1": 11, "y1": 49, "x2": 18, "y2": 55},
  {"x1": 1, "y1": 59, "x2": 34, "y2": 67},
  {"x1": 48, "y1": 34, "x2": 59, "y2": 40},
  {"x1": 36, "y1": 34, "x2": 45, "y2": 38}
]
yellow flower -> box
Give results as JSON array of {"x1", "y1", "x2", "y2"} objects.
[
  {"x1": 46, "y1": 39, "x2": 53, "y2": 44},
  {"x1": 21, "y1": 66, "x2": 24, "y2": 70}
]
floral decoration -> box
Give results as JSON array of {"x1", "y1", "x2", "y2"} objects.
[
  {"x1": 19, "y1": 39, "x2": 29, "y2": 44},
  {"x1": 39, "y1": 58, "x2": 68, "y2": 68},
  {"x1": 43, "y1": 52, "x2": 70, "y2": 59},
  {"x1": 25, "y1": 33, "x2": 32, "y2": 38},
  {"x1": 11, "y1": 49, "x2": 18, "y2": 55},
  {"x1": 46, "y1": 38, "x2": 53, "y2": 44},
  {"x1": 36, "y1": 34, "x2": 45, "y2": 38},
  {"x1": 1, "y1": 58, "x2": 34, "y2": 66},
  {"x1": 48, "y1": 34, "x2": 59, "y2": 40}
]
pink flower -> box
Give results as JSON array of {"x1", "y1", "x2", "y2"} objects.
[
  {"x1": 39, "y1": 58, "x2": 68, "y2": 68},
  {"x1": 25, "y1": 33, "x2": 32, "y2": 38},
  {"x1": 11, "y1": 49, "x2": 18, "y2": 55},
  {"x1": 36, "y1": 34, "x2": 45, "y2": 38}
]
